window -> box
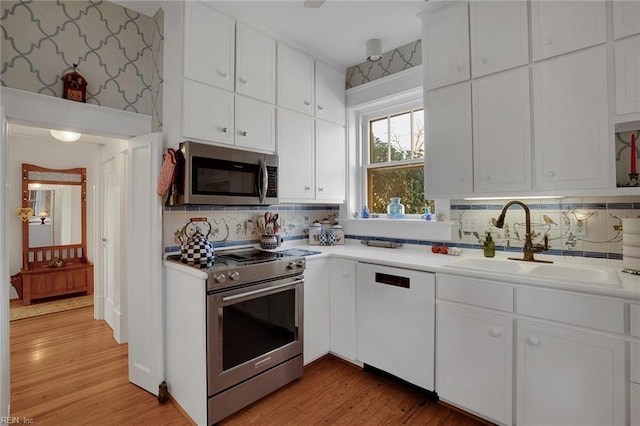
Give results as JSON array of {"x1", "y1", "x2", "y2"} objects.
[{"x1": 365, "y1": 108, "x2": 433, "y2": 215}]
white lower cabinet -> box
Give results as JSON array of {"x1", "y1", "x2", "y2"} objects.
[
  {"x1": 436, "y1": 302, "x2": 513, "y2": 425},
  {"x1": 303, "y1": 259, "x2": 330, "y2": 365},
  {"x1": 516, "y1": 320, "x2": 626, "y2": 426},
  {"x1": 631, "y1": 383, "x2": 640, "y2": 426},
  {"x1": 329, "y1": 259, "x2": 356, "y2": 362}
]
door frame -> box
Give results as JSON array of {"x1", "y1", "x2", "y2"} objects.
[{"x1": 0, "y1": 87, "x2": 155, "y2": 415}]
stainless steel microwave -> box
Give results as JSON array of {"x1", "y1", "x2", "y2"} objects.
[{"x1": 169, "y1": 141, "x2": 278, "y2": 206}]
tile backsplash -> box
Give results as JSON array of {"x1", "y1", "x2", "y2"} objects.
[
  {"x1": 163, "y1": 205, "x2": 339, "y2": 253},
  {"x1": 449, "y1": 196, "x2": 639, "y2": 261}
]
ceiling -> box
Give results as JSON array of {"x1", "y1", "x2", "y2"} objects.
[
  {"x1": 110, "y1": 0, "x2": 427, "y2": 70},
  {"x1": 9, "y1": 123, "x2": 123, "y2": 145}
]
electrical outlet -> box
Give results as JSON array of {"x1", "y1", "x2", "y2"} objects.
[
  {"x1": 574, "y1": 220, "x2": 587, "y2": 237},
  {"x1": 461, "y1": 217, "x2": 476, "y2": 232}
]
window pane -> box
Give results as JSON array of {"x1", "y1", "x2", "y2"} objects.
[
  {"x1": 413, "y1": 109, "x2": 424, "y2": 159},
  {"x1": 370, "y1": 118, "x2": 388, "y2": 163},
  {"x1": 389, "y1": 113, "x2": 411, "y2": 161},
  {"x1": 367, "y1": 164, "x2": 426, "y2": 214}
]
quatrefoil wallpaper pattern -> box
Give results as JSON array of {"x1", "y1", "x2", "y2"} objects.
[
  {"x1": 346, "y1": 39, "x2": 422, "y2": 89},
  {"x1": 1, "y1": 0, "x2": 163, "y2": 128}
]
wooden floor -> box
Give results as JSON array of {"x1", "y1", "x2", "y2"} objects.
[{"x1": 11, "y1": 306, "x2": 486, "y2": 425}]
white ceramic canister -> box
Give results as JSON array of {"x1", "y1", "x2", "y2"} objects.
[{"x1": 308, "y1": 222, "x2": 322, "y2": 245}]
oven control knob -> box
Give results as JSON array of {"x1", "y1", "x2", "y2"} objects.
[
  {"x1": 296, "y1": 260, "x2": 306, "y2": 268},
  {"x1": 213, "y1": 273, "x2": 226, "y2": 283},
  {"x1": 286, "y1": 261, "x2": 296, "y2": 270},
  {"x1": 229, "y1": 271, "x2": 240, "y2": 281}
]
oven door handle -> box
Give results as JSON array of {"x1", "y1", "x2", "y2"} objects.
[
  {"x1": 258, "y1": 158, "x2": 268, "y2": 204},
  {"x1": 221, "y1": 279, "x2": 303, "y2": 305}
]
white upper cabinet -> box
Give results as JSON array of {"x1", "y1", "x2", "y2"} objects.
[
  {"x1": 277, "y1": 108, "x2": 315, "y2": 200},
  {"x1": 531, "y1": 1, "x2": 606, "y2": 61},
  {"x1": 472, "y1": 67, "x2": 531, "y2": 193},
  {"x1": 422, "y1": 2, "x2": 470, "y2": 90},
  {"x1": 315, "y1": 62, "x2": 345, "y2": 126},
  {"x1": 613, "y1": 0, "x2": 640, "y2": 40},
  {"x1": 533, "y1": 47, "x2": 610, "y2": 191},
  {"x1": 184, "y1": 2, "x2": 235, "y2": 91},
  {"x1": 277, "y1": 43, "x2": 314, "y2": 115},
  {"x1": 425, "y1": 82, "x2": 473, "y2": 197},
  {"x1": 315, "y1": 120, "x2": 345, "y2": 202},
  {"x1": 470, "y1": 1, "x2": 529, "y2": 78},
  {"x1": 235, "y1": 23, "x2": 276, "y2": 103},
  {"x1": 234, "y1": 95, "x2": 275, "y2": 152},
  {"x1": 183, "y1": 79, "x2": 234, "y2": 145},
  {"x1": 615, "y1": 35, "x2": 640, "y2": 115}
]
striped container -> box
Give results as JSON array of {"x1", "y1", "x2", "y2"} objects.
[{"x1": 623, "y1": 218, "x2": 640, "y2": 271}]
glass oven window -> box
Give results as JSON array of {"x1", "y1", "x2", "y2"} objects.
[{"x1": 222, "y1": 288, "x2": 297, "y2": 371}]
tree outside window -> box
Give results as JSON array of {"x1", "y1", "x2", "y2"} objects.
[{"x1": 366, "y1": 109, "x2": 434, "y2": 215}]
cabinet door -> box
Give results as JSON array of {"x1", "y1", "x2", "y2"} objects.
[
  {"x1": 315, "y1": 62, "x2": 345, "y2": 126},
  {"x1": 184, "y1": 2, "x2": 234, "y2": 91},
  {"x1": 235, "y1": 23, "x2": 275, "y2": 103},
  {"x1": 329, "y1": 259, "x2": 356, "y2": 362},
  {"x1": 235, "y1": 95, "x2": 275, "y2": 152},
  {"x1": 303, "y1": 259, "x2": 330, "y2": 365},
  {"x1": 472, "y1": 67, "x2": 531, "y2": 193},
  {"x1": 425, "y1": 82, "x2": 473, "y2": 197},
  {"x1": 437, "y1": 303, "x2": 512, "y2": 425},
  {"x1": 533, "y1": 47, "x2": 609, "y2": 190},
  {"x1": 470, "y1": 0, "x2": 528, "y2": 78},
  {"x1": 613, "y1": 0, "x2": 640, "y2": 40},
  {"x1": 68, "y1": 269, "x2": 87, "y2": 291},
  {"x1": 277, "y1": 44, "x2": 314, "y2": 115},
  {"x1": 315, "y1": 120, "x2": 345, "y2": 202},
  {"x1": 183, "y1": 80, "x2": 234, "y2": 145},
  {"x1": 615, "y1": 35, "x2": 640, "y2": 115},
  {"x1": 422, "y1": 1, "x2": 470, "y2": 90},
  {"x1": 531, "y1": 1, "x2": 606, "y2": 61},
  {"x1": 517, "y1": 321, "x2": 625, "y2": 426},
  {"x1": 277, "y1": 108, "x2": 314, "y2": 200}
]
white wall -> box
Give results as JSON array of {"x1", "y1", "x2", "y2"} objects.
[{"x1": 7, "y1": 133, "x2": 99, "y2": 277}]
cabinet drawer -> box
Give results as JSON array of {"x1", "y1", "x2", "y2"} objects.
[
  {"x1": 437, "y1": 274, "x2": 513, "y2": 312},
  {"x1": 632, "y1": 342, "x2": 640, "y2": 384},
  {"x1": 631, "y1": 304, "x2": 640, "y2": 337},
  {"x1": 516, "y1": 288, "x2": 624, "y2": 333}
]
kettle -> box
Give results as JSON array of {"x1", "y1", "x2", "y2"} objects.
[{"x1": 180, "y1": 218, "x2": 215, "y2": 264}]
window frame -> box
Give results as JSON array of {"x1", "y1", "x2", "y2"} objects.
[{"x1": 359, "y1": 97, "x2": 426, "y2": 218}]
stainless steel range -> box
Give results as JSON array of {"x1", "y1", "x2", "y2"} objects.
[{"x1": 166, "y1": 247, "x2": 310, "y2": 424}]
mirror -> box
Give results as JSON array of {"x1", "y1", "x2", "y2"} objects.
[
  {"x1": 22, "y1": 164, "x2": 87, "y2": 260},
  {"x1": 27, "y1": 185, "x2": 82, "y2": 247}
]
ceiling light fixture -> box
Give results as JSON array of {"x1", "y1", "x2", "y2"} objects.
[
  {"x1": 366, "y1": 39, "x2": 382, "y2": 62},
  {"x1": 49, "y1": 129, "x2": 81, "y2": 142}
]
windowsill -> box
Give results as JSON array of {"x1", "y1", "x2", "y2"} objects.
[{"x1": 338, "y1": 218, "x2": 453, "y2": 242}]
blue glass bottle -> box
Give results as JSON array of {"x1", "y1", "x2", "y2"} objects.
[{"x1": 387, "y1": 198, "x2": 405, "y2": 219}]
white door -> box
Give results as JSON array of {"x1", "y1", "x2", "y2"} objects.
[
  {"x1": 98, "y1": 141, "x2": 128, "y2": 342},
  {"x1": 315, "y1": 119, "x2": 345, "y2": 202},
  {"x1": 436, "y1": 302, "x2": 513, "y2": 425},
  {"x1": 277, "y1": 109, "x2": 315, "y2": 200},
  {"x1": 0, "y1": 107, "x2": 10, "y2": 417},
  {"x1": 303, "y1": 259, "x2": 330, "y2": 365},
  {"x1": 127, "y1": 133, "x2": 163, "y2": 395},
  {"x1": 517, "y1": 320, "x2": 625, "y2": 426}
]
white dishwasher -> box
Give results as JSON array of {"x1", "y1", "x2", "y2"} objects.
[{"x1": 356, "y1": 262, "x2": 435, "y2": 391}]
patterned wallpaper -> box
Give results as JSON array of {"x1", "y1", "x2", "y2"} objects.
[
  {"x1": 346, "y1": 39, "x2": 422, "y2": 89},
  {"x1": 1, "y1": 0, "x2": 161, "y2": 118},
  {"x1": 150, "y1": 7, "x2": 163, "y2": 132}
]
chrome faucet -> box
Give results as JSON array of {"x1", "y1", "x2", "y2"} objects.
[{"x1": 495, "y1": 200, "x2": 552, "y2": 263}]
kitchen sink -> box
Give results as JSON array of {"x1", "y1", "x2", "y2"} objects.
[{"x1": 447, "y1": 257, "x2": 620, "y2": 287}]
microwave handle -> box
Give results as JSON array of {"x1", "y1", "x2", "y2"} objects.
[{"x1": 258, "y1": 158, "x2": 268, "y2": 203}]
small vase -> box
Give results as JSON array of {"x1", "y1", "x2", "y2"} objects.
[{"x1": 387, "y1": 197, "x2": 405, "y2": 219}]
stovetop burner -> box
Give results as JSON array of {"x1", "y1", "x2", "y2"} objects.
[{"x1": 166, "y1": 247, "x2": 306, "y2": 291}]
